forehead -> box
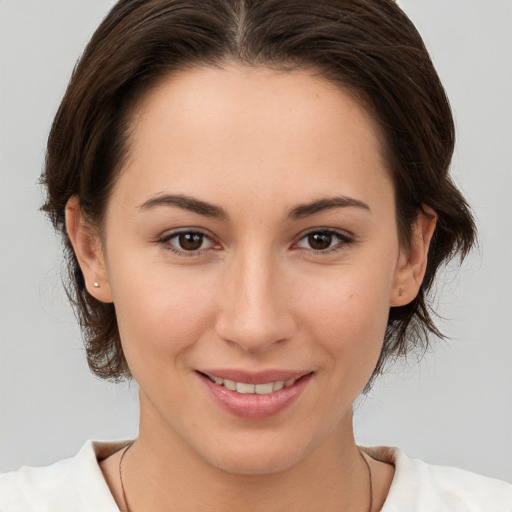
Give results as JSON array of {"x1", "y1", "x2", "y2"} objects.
[{"x1": 115, "y1": 64, "x2": 393, "y2": 214}]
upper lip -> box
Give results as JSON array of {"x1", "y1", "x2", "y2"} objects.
[{"x1": 196, "y1": 369, "x2": 312, "y2": 384}]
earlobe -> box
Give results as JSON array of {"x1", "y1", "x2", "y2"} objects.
[
  {"x1": 65, "y1": 196, "x2": 113, "y2": 303},
  {"x1": 390, "y1": 207, "x2": 437, "y2": 307}
]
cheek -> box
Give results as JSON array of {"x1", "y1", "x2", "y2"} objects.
[
  {"x1": 108, "y1": 258, "x2": 218, "y2": 370},
  {"x1": 295, "y1": 266, "x2": 393, "y2": 368}
]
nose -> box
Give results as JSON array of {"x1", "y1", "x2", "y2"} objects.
[{"x1": 214, "y1": 248, "x2": 297, "y2": 353}]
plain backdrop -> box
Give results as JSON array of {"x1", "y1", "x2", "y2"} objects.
[{"x1": 1, "y1": 0, "x2": 511, "y2": 482}]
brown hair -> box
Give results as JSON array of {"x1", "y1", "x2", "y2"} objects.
[{"x1": 41, "y1": 0, "x2": 476, "y2": 384}]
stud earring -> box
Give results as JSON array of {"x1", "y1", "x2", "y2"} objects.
[{"x1": 93, "y1": 282, "x2": 100, "y2": 288}]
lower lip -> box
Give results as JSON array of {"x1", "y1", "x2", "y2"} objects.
[{"x1": 198, "y1": 373, "x2": 312, "y2": 420}]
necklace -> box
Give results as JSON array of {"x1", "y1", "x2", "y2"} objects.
[
  {"x1": 119, "y1": 442, "x2": 373, "y2": 512},
  {"x1": 359, "y1": 448, "x2": 374, "y2": 512},
  {"x1": 119, "y1": 441, "x2": 134, "y2": 512}
]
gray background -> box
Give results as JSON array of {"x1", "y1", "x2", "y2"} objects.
[{"x1": 1, "y1": 0, "x2": 511, "y2": 481}]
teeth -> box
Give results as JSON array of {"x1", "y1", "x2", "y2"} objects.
[
  {"x1": 273, "y1": 380, "x2": 285, "y2": 391},
  {"x1": 284, "y1": 378, "x2": 296, "y2": 387},
  {"x1": 255, "y1": 382, "x2": 274, "y2": 394},
  {"x1": 236, "y1": 382, "x2": 255, "y2": 394},
  {"x1": 205, "y1": 374, "x2": 299, "y2": 394},
  {"x1": 224, "y1": 379, "x2": 237, "y2": 391}
]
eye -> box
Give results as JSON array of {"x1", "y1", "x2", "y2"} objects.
[
  {"x1": 296, "y1": 229, "x2": 352, "y2": 252},
  {"x1": 160, "y1": 230, "x2": 217, "y2": 255}
]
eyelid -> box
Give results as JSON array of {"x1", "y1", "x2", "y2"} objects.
[
  {"x1": 293, "y1": 227, "x2": 355, "y2": 253},
  {"x1": 159, "y1": 228, "x2": 211, "y2": 243},
  {"x1": 158, "y1": 228, "x2": 221, "y2": 256},
  {"x1": 155, "y1": 226, "x2": 354, "y2": 257}
]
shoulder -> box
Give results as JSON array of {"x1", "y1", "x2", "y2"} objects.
[
  {"x1": 0, "y1": 440, "x2": 125, "y2": 512},
  {"x1": 365, "y1": 446, "x2": 512, "y2": 512}
]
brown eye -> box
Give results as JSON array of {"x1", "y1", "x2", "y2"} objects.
[
  {"x1": 178, "y1": 232, "x2": 204, "y2": 251},
  {"x1": 307, "y1": 232, "x2": 332, "y2": 250},
  {"x1": 162, "y1": 230, "x2": 215, "y2": 254},
  {"x1": 296, "y1": 229, "x2": 352, "y2": 252}
]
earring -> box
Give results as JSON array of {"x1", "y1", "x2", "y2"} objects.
[{"x1": 93, "y1": 282, "x2": 100, "y2": 288}]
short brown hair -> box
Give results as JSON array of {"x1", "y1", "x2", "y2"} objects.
[{"x1": 41, "y1": 0, "x2": 476, "y2": 383}]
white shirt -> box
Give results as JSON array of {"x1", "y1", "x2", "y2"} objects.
[{"x1": 1, "y1": 441, "x2": 511, "y2": 511}]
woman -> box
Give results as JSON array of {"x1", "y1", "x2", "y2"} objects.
[{"x1": 1, "y1": 0, "x2": 511, "y2": 510}]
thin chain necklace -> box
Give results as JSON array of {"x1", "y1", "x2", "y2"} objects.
[
  {"x1": 359, "y1": 448, "x2": 374, "y2": 512},
  {"x1": 119, "y1": 441, "x2": 133, "y2": 512},
  {"x1": 119, "y1": 442, "x2": 373, "y2": 512}
]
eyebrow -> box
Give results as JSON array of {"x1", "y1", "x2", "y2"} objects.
[
  {"x1": 138, "y1": 193, "x2": 370, "y2": 220},
  {"x1": 288, "y1": 196, "x2": 371, "y2": 219},
  {"x1": 138, "y1": 194, "x2": 228, "y2": 220}
]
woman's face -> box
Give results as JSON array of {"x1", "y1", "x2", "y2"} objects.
[{"x1": 86, "y1": 65, "x2": 422, "y2": 474}]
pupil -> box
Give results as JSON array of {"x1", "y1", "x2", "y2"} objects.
[
  {"x1": 179, "y1": 233, "x2": 203, "y2": 251},
  {"x1": 308, "y1": 232, "x2": 332, "y2": 250}
]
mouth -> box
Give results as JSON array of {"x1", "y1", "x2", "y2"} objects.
[
  {"x1": 196, "y1": 370, "x2": 313, "y2": 420},
  {"x1": 198, "y1": 372, "x2": 302, "y2": 395}
]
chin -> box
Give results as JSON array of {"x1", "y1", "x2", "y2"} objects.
[
  {"x1": 194, "y1": 428, "x2": 319, "y2": 476},
  {"x1": 209, "y1": 448, "x2": 305, "y2": 476}
]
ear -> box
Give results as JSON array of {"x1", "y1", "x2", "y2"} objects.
[
  {"x1": 65, "y1": 196, "x2": 113, "y2": 303},
  {"x1": 390, "y1": 206, "x2": 437, "y2": 307}
]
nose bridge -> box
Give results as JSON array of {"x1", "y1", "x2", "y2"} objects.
[{"x1": 215, "y1": 242, "x2": 295, "y2": 352}]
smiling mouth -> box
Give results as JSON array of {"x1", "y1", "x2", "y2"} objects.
[
  {"x1": 198, "y1": 372, "x2": 305, "y2": 395},
  {"x1": 197, "y1": 370, "x2": 313, "y2": 419}
]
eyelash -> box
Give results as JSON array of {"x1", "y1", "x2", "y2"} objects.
[
  {"x1": 294, "y1": 228, "x2": 354, "y2": 254},
  {"x1": 157, "y1": 228, "x2": 354, "y2": 257},
  {"x1": 158, "y1": 229, "x2": 219, "y2": 257}
]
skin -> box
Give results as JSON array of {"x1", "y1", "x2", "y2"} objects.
[{"x1": 66, "y1": 65, "x2": 436, "y2": 511}]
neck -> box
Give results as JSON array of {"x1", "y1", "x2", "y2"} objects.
[{"x1": 121, "y1": 401, "x2": 370, "y2": 512}]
